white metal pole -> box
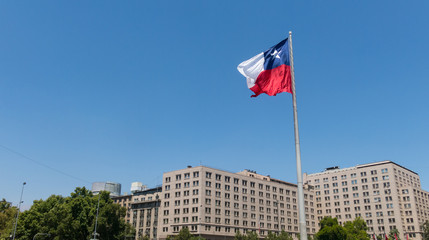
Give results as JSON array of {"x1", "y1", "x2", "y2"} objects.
[
  {"x1": 12, "y1": 182, "x2": 26, "y2": 240},
  {"x1": 93, "y1": 192, "x2": 101, "y2": 239},
  {"x1": 289, "y1": 31, "x2": 307, "y2": 240}
]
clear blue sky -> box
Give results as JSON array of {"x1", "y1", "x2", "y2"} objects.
[{"x1": 1, "y1": 1, "x2": 429, "y2": 209}]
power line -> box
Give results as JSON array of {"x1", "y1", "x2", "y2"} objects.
[{"x1": 0, "y1": 144, "x2": 91, "y2": 184}]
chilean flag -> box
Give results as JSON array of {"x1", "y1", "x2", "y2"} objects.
[{"x1": 237, "y1": 38, "x2": 292, "y2": 97}]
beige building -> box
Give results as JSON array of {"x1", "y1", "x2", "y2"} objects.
[
  {"x1": 158, "y1": 166, "x2": 316, "y2": 240},
  {"x1": 113, "y1": 194, "x2": 132, "y2": 223},
  {"x1": 304, "y1": 161, "x2": 429, "y2": 240},
  {"x1": 113, "y1": 187, "x2": 162, "y2": 240}
]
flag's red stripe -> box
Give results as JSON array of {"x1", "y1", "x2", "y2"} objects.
[{"x1": 250, "y1": 65, "x2": 292, "y2": 98}]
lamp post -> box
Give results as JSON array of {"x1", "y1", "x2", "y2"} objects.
[
  {"x1": 12, "y1": 182, "x2": 26, "y2": 240},
  {"x1": 91, "y1": 192, "x2": 102, "y2": 240},
  {"x1": 92, "y1": 182, "x2": 107, "y2": 240},
  {"x1": 33, "y1": 233, "x2": 50, "y2": 240}
]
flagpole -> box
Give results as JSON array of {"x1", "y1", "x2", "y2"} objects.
[{"x1": 289, "y1": 31, "x2": 307, "y2": 240}]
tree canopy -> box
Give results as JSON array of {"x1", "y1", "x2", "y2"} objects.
[
  {"x1": 265, "y1": 231, "x2": 294, "y2": 240},
  {"x1": 422, "y1": 220, "x2": 429, "y2": 240},
  {"x1": 234, "y1": 230, "x2": 258, "y2": 240},
  {"x1": 14, "y1": 187, "x2": 133, "y2": 240},
  {"x1": 167, "y1": 227, "x2": 204, "y2": 240},
  {"x1": 0, "y1": 199, "x2": 18, "y2": 240},
  {"x1": 387, "y1": 228, "x2": 400, "y2": 240},
  {"x1": 315, "y1": 217, "x2": 370, "y2": 240}
]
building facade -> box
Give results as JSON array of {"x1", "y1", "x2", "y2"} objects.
[
  {"x1": 113, "y1": 194, "x2": 133, "y2": 223},
  {"x1": 113, "y1": 187, "x2": 162, "y2": 240},
  {"x1": 158, "y1": 166, "x2": 316, "y2": 240},
  {"x1": 304, "y1": 161, "x2": 429, "y2": 240}
]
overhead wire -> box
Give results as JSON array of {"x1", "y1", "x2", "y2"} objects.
[{"x1": 0, "y1": 144, "x2": 91, "y2": 184}]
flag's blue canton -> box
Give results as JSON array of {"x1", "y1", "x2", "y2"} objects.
[{"x1": 263, "y1": 38, "x2": 290, "y2": 70}]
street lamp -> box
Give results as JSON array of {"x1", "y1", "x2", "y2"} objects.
[
  {"x1": 33, "y1": 233, "x2": 50, "y2": 240},
  {"x1": 91, "y1": 194, "x2": 101, "y2": 240},
  {"x1": 12, "y1": 182, "x2": 26, "y2": 240},
  {"x1": 92, "y1": 183, "x2": 106, "y2": 240}
]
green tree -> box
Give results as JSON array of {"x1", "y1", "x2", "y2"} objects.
[
  {"x1": 233, "y1": 230, "x2": 258, "y2": 240},
  {"x1": 265, "y1": 230, "x2": 293, "y2": 240},
  {"x1": 170, "y1": 227, "x2": 204, "y2": 240},
  {"x1": 315, "y1": 217, "x2": 347, "y2": 240},
  {"x1": 138, "y1": 235, "x2": 150, "y2": 240},
  {"x1": 0, "y1": 199, "x2": 18, "y2": 240},
  {"x1": 278, "y1": 230, "x2": 293, "y2": 240},
  {"x1": 14, "y1": 187, "x2": 133, "y2": 240},
  {"x1": 245, "y1": 231, "x2": 259, "y2": 240},
  {"x1": 235, "y1": 231, "x2": 246, "y2": 240},
  {"x1": 422, "y1": 220, "x2": 429, "y2": 240},
  {"x1": 343, "y1": 217, "x2": 370, "y2": 240},
  {"x1": 266, "y1": 231, "x2": 278, "y2": 240},
  {"x1": 388, "y1": 229, "x2": 400, "y2": 240},
  {"x1": 174, "y1": 227, "x2": 194, "y2": 240}
]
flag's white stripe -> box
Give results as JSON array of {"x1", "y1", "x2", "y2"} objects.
[{"x1": 237, "y1": 52, "x2": 264, "y2": 88}]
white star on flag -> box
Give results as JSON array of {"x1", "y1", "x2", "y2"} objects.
[{"x1": 270, "y1": 49, "x2": 281, "y2": 59}]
